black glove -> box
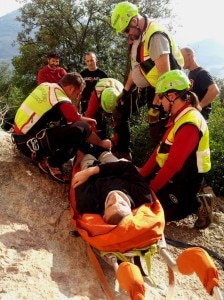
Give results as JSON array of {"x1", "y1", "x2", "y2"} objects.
[{"x1": 116, "y1": 88, "x2": 129, "y2": 107}]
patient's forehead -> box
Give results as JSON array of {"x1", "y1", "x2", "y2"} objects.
[{"x1": 105, "y1": 191, "x2": 131, "y2": 208}]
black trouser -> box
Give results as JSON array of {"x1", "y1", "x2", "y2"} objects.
[
  {"x1": 155, "y1": 173, "x2": 204, "y2": 222},
  {"x1": 201, "y1": 106, "x2": 212, "y2": 121},
  {"x1": 92, "y1": 109, "x2": 109, "y2": 140},
  {"x1": 13, "y1": 122, "x2": 91, "y2": 166},
  {"x1": 46, "y1": 122, "x2": 91, "y2": 166},
  {"x1": 112, "y1": 87, "x2": 167, "y2": 153}
]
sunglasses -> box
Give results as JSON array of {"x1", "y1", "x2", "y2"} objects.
[
  {"x1": 158, "y1": 93, "x2": 166, "y2": 100},
  {"x1": 123, "y1": 25, "x2": 136, "y2": 34},
  {"x1": 158, "y1": 92, "x2": 183, "y2": 101}
]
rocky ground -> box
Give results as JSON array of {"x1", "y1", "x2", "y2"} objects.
[{"x1": 0, "y1": 129, "x2": 223, "y2": 300}]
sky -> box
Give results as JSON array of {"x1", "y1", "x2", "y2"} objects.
[
  {"x1": 0, "y1": 0, "x2": 23, "y2": 17},
  {"x1": 0, "y1": 0, "x2": 224, "y2": 46},
  {"x1": 171, "y1": 0, "x2": 224, "y2": 46}
]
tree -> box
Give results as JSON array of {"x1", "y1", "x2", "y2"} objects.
[
  {"x1": 12, "y1": 0, "x2": 173, "y2": 98},
  {"x1": 215, "y1": 77, "x2": 224, "y2": 103},
  {"x1": 0, "y1": 62, "x2": 23, "y2": 129}
]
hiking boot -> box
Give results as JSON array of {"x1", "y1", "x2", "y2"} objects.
[
  {"x1": 47, "y1": 163, "x2": 70, "y2": 184},
  {"x1": 39, "y1": 158, "x2": 69, "y2": 183},
  {"x1": 194, "y1": 193, "x2": 214, "y2": 229},
  {"x1": 38, "y1": 158, "x2": 49, "y2": 174}
]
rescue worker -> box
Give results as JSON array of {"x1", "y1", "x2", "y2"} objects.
[
  {"x1": 85, "y1": 77, "x2": 147, "y2": 161},
  {"x1": 85, "y1": 77, "x2": 124, "y2": 141},
  {"x1": 111, "y1": 2, "x2": 184, "y2": 148},
  {"x1": 13, "y1": 72, "x2": 111, "y2": 183},
  {"x1": 139, "y1": 70, "x2": 213, "y2": 229}
]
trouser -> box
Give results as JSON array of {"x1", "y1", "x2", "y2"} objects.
[
  {"x1": 81, "y1": 99, "x2": 89, "y2": 114},
  {"x1": 12, "y1": 121, "x2": 91, "y2": 166},
  {"x1": 92, "y1": 109, "x2": 109, "y2": 140},
  {"x1": 201, "y1": 106, "x2": 212, "y2": 121},
  {"x1": 112, "y1": 86, "x2": 167, "y2": 153},
  {"x1": 80, "y1": 151, "x2": 119, "y2": 170},
  {"x1": 155, "y1": 174, "x2": 204, "y2": 222}
]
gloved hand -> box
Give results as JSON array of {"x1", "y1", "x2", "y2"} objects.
[
  {"x1": 148, "y1": 104, "x2": 160, "y2": 123},
  {"x1": 116, "y1": 88, "x2": 129, "y2": 107}
]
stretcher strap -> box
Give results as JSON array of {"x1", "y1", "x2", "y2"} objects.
[
  {"x1": 101, "y1": 244, "x2": 158, "y2": 285},
  {"x1": 87, "y1": 244, "x2": 115, "y2": 300}
]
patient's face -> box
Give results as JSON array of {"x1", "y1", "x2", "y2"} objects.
[{"x1": 103, "y1": 191, "x2": 132, "y2": 223}]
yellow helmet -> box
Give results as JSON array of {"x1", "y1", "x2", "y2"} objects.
[
  {"x1": 156, "y1": 70, "x2": 191, "y2": 94},
  {"x1": 101, "y1": 87, "x2": 120, "y2": 113},
  {"x1": 111, "y1": 2, "x2": 138, "y2": 33}
]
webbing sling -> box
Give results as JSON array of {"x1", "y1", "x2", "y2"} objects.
[{"x1": 87, "y1": 244, "x2": 115, "y2": 300}]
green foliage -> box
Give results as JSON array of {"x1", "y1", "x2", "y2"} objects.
[
  {"x1": 0, "y1": 62, "x2": 24, "y2": 129},
  {"x1": 129, "y1": 106, "x2": 154, "y2": 166},
  {"x1": 0, "y1": 62, "x2": 12, "y2": 99},
  {"x1": 0, "y1": 62, "x2": 13, "y2": 127},
  {"x1": 215, "y1": 77, "x2": 224, "y2": 103},
  {"x1": 12, "y1": 44, "x2": 39, "y2": 97},
  {"x1": 206, "y1": 99, "x2": 224, "y2": 196},
  {"x1": 11, "y1": 0, "x2": 173, "y2": 98}
]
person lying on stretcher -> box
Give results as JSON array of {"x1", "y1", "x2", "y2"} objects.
[{"x1": 72, "y1": 150, "x2": 153, "y2": 225}]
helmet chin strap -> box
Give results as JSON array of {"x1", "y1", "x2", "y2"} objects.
[
  {"x1": 166, "y1": 90, "x2": 189, "y2": 111},
  {"x1": 168, "y1": 100, "x2": 174, "y2": 112}
]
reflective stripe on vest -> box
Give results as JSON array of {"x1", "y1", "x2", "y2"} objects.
[
  {"x1": 156, "y1": 107, "x2": 211, "y2": 173},
  {"x1": 134, "y1": 21, "x2": 184, "y2": 87},
  {"x1": 15, "y1": 83, "x2": 71, "y2": 134}
]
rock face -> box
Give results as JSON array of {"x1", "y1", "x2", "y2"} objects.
[{"x1": 0, "y1": 129, "x2": 223, "y2": 299}]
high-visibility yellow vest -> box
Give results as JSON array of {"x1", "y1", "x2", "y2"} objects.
[
  {"x1": 156, "y1": 107, "x2": 211, "y2": 173},
  {"x1": 15, "y1": 83, "x2": 71, "y2": 134},
  {"x1": 132, "y1": 21, "x2": 184, "y2": 87}
]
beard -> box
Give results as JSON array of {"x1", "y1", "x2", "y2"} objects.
[
  {"x1": 128, "y1": 32, "x2": 141, "y2": 41},
  {"x1": 49, "y1": 64, "x2": 58, "y2": 69}
]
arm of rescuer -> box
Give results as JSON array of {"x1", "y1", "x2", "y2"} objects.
[
  {"x1": 116, "y1": 70, "x2": 135, "y2": 106},
  {"x1": 139, "y1": 124, "x2": 200, "y2": 193},
  {"x1": 59, "y1": 101, "x2": 97, "y2": 127},
  {"x1": 85, "y1": 90, "x2": 100, "y2": 118},
  {"x1": 148, "y1": 32, "x2": 172, "y2": 122},
  {"x1": 59, "y1": 101, "x2": 111, "y2": 149}
]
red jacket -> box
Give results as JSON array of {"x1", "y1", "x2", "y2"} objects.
[
  {"x1": 140, "y1": 104, "x2": 200, "y2": 193},
  {"x1": 84, "y1": 90, "x2": 100, "y2": 118},
  {"x1": 37, "y1": 66, "x2": 67, "y2": 85}
]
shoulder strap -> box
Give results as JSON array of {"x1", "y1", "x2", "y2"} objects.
[{"x1": 148, "y1": 31, "x2": 181, "y2": 70}]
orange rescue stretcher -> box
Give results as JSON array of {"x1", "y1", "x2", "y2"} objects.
[{"x1": 69, "y1": 156, "x2": 223, "y2": 300}]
